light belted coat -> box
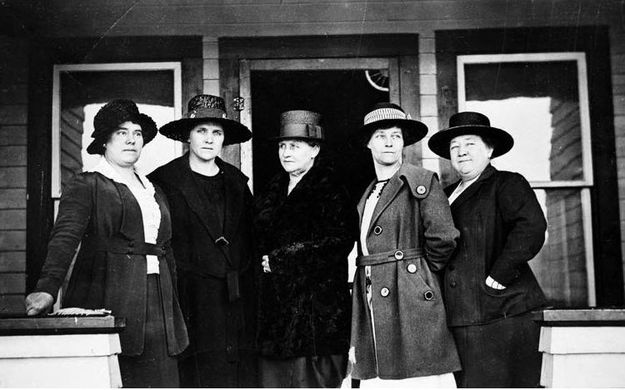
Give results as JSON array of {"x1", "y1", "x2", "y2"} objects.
[{"x1": 350, "y1": 163, "x2": 461, "y2": 380}]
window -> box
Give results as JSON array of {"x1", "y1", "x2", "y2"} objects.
[
  {"x1": 51, "y1": 62, "x2": 183, "y2": 198},
  {"x1": 458, "y1": 53, "x2": 594, "y2": 306}
]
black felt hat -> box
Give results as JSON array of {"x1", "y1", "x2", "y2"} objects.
[
  {"x1": 87, "y1": 99, "x2": 158, "y2": 155},
  {"x1": 428, "y1": 111, "x2": 514, "y2": 159},
  {"x1": 159, "y1": 94, "x2": 252, "y2": 145},
  {"x1": 356, "y1": 102, "x2": 428, "y2": 147}
]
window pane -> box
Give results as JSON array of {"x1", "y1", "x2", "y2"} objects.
[
  {"x1": 464, "y1": 61, "x2": 583, "y2": 182},
  {"x1": 531, "y1": 189, "x2": 589, "y2": 306}
]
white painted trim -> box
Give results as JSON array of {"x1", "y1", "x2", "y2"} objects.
[
  {"x1": 581, "y1": 188, "x2": 597, "y2": 306},
  {"x1": 51, "y1": 62, "x2": 183, "y2": 198},
  {"x1": 238, "y1": 59, "x2": 253, "y2": 193}
]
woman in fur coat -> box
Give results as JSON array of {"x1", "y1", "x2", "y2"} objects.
[{"x1": 254, "y1": 110, "x2": 358, "y2": 388}]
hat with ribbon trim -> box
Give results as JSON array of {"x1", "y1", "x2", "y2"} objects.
[
  {"x1": 428, "y1": 111, "x2": 514, "y2": 159},
  {"x1": 159, "y1": 94, "x2": 252, "y2": 145},
  {"x1": 356, "y1": 102, "x2": 428, "y2": 147},
  {"x1": 274, "y1": 110, "x2": 324, "y2": 141}
]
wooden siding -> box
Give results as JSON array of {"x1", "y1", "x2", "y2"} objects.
[
  {"x1": 0, "y1": 38, "x2": 27, "y2": 314},
  {"x1": 0, "y1": 0, "x2": 623, "y2": 300}
]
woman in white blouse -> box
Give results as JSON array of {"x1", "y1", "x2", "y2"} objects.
[{"x1": 25, "y1": 100, "x2": 188, "y2": 388}]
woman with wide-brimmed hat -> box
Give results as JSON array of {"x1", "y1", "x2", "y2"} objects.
[
  {"x1": 428, "y1": 111, "x2": 548, "y2": 387},
  {"x1": 254, "y1": 110, "x2": 358, "y2": 387},
  {"x1": 25, "y1": 99, "x2": 189, "y2": 387},
  {"x1": 349, "y1": 102, "x2": 460, "y2": 387},
  {"x1": 148, "y1": 94, "x2": 258, "y2": 387}
]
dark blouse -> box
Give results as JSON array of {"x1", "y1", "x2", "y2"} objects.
[{"x1": 193, "y1": 170, "x2": 226, "y2": 231}]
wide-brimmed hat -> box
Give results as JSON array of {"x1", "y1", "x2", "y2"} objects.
[
  {"x1": 356, "y1": 102, "x2": 428, "y2": 147},
  {"x1": 87, "y1": 99, "x2": 158, "y2": 155},
  {"x1": 274, "y1": 110, "x2": 324, "y2": 142},
  {"x1": 428, "y1": 111, "x2": 514, "y2": 159},
  {"x1": 159, "y1": 94, "x2": 252, "y2": 145}
]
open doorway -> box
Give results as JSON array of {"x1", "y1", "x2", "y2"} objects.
[
  {"x1": 241, "y1": 58, "x2": 397, "y2": 207},
  {"x1": 251, "y1": 69, "x2": 387, "y2": 204}
]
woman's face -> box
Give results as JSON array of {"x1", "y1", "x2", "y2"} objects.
[
  {"x1": 449, "y1": 134, "x2": 493, "y2": 181},
  {"x1": 104, "y1": 121, "x2": 144, "y2": 168},
  {"x1": 278, "y1": 139, "x2": 319, "y2": 175},
  {"x1": 367, "y1": 126, "x2": 404, "y2": 166},
  {"x1": 188, "y1": 122, "x2": 225, "y2": 162}
]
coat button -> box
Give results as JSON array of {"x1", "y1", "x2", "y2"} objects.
[
  {"x1": 380, "y1": 287, "x2": 390, "y2": 297},
  {"x1": 373, "y1": 226, "x2": 383, "y2": 235},
  {"x1": 424, "y1": 290, "x2": 434, "y2": 301},
  {"x1": 450, "y1": 280, "x2": 457, "y2": 287},
  {"x1": 394, "y1": 250, "x2": 404, "y2": 260},
  {"x1": 407, "y1": 263, "x2": 417, "y2": 273},
  {"x1": 129, "y1": 241, "x2": 135, "y2": 247},
  {"x1": 416, "y1": 185, "x2": 427, "y2": 195}
]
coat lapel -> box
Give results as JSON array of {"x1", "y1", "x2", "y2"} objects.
[
  {"x1": 357, "y1": 181, "x2": 376, "y2": 224},
  {"x1": 450, "y1": 164, "x2": 496, "y2": 211},
  {"x1": 115, "y1": 181, "x2": 145, "y2": 240},
  {"x1": 368, "y1": 173, "x2": 403, "y2": 236},
  {"x1": 176, "y1": 155, "x2": 224, "y2": 243},
  {"x1": 219, "y1": 158, "x2": 245, "y2": 247}
]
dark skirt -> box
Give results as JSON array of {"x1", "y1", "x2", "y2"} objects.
[
  {"x1": 178, "y1": 350, "x2": 258, "y2": 387},
  {"x1": 451, "y1": 310, "x2": 542, "y2": 388},
  {"x1": 259, "y1": 354, "x2": 347, "y2": 388},
  {"x1": 118, "y1": 275, "x2": 179, "y2": 388}
]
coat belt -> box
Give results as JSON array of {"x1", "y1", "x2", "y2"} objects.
[
  {"x1": 92, "y1": 236, "x2": 169, "y2": 257},
  {"x1": 356, "y1": 247, "x2": 424, "y2": 267}
]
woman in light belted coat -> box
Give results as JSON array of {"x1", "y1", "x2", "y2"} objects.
[{"x1": 350, "y1": 103, "x2": 461, "y2": 387}]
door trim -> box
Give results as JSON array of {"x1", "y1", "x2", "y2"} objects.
[{"x1": 238, "y1": 57, "x2": 399, "y2": 191}]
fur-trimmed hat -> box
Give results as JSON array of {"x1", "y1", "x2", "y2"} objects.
[
  {"x1": 159, "y1": 94, "x2": 252, "y2": 145},
  {"x1": 87, "y1": 99, "x2": 157, "y2": 155},
  {"x1": 428, "y1": 111, "x2": 514, "y2": 159},
  {"x1": 356, "y1": 102, "x2": 428, "y2": 147}
]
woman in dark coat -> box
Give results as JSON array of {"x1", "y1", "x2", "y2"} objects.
[
  {"x1": 254, "y1": 110, "x2": 358, "y2": 388},
  {"x1": 25, "y1": 99, "x2": 189, "y2": 388},
  {"x1": 428, "y1": 111, "x2": 548, "y2": 387},
  {"x1": 148, "y1": 94, "x2": 258, "y2": 387},
  {"x1": 349, "y1": 103, "x2": 460, "y2": 387}
]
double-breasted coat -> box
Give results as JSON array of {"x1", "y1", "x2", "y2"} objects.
[
  {"x1": 254, "y1": 163, "x2": 358, "y2": 359},
  {"x1": 443, "y1": 164, "x2": 547, "y2": 326},
  {"x1": 34, "y1": 172, "x2": 189, "y2": 356},
  {"x1": 350, "y1": 163, "x2": 461, "y2": 380},
  {"x1": 148, "y1": 154, "x2": 258, "y2": 387}
]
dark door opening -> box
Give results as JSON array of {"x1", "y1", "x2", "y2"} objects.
[{"x1": 250, "y1": 69, "x2": 388, "y2": 205}]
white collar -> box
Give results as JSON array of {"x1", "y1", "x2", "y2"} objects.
[{"x1": 87, "y1": 157, "x2": 155, "y2": 195}]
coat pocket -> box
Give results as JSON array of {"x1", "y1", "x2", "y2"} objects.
[{"x1": 403, "y1": 257, "x2": 440, "y2": 302}]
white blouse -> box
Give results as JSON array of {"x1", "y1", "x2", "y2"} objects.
[{"x1": 88, "y1": 158, "x2": 161, "y2": 274}]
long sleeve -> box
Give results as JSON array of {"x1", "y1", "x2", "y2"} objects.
[
  {"x1": 269, "y1": 183, "x2": 358, "y2": 282},
  {"x1": 420, "y1": 175, "x2": 460, "y2": 272},
  {"x1": 488, "y1": 173, "x2": 547, "y2": 285},
  {"x1": 35, "y1": 174, "x2": 94, "y2": 299}
]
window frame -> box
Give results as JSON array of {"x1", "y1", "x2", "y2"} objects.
[
  {"x1": 456, "y1": 52, "x2": 596, "y2": 306},
  {"x1": 50, "y1": 62, "x2": 183, "y2": 198}
]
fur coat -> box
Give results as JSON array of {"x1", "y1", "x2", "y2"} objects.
[{"x1": 254, "y1": 163, "x2": 358, "y2": 359}]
